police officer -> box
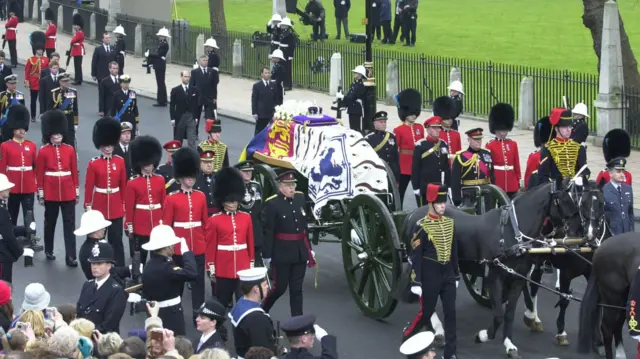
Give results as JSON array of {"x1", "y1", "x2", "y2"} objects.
[
  {"x1": 0, "y1": 74, "x2": 25, "y2": 142},
  {"x1": 603, "y1": 157, "x2": 634, "y2": 236},
  {"x1": 113, "y1": 25, "x2": 126, "y2": 75},
  {"x1": 451, "y1": 128, "x2": 494, "y2": 213},
  {"x1": 199, "y1": 119, "x2": 229, "y2": 173},
  {"x1": 485, "y1": 103, "x2": 521, "y2": 198},
  {"x1": 365, "y1": 111, "x2": 400, "y2": 184},
  {"x1": 0, "y1": 173, "x2": 28, "y2": 283},
  {"x1": 403, "y1": 184, "x2": 458, "y2": 359},
  {"x1": 335, "y1": 65, "x2": 366, "y2": 133},
  {"x1": 110, "y1": 74, "x2": 140, "y2": 139},
  {"x1": 142, "y1": 224, "x2": 197, "y2": 336},
  {"x1": 76, "y1": 210, "x2": 111, "y2": 280},
  {"x1": 262, "y1": 171, "x2": 314, "y2": 317},
  {"x1": 229, "y1": 267, "x2": 277, "y2": 357},
  {"x1": 399, "y1": 331, "x2": 437, "y2": 359},
  {"x1": 278, "y1": 18, "x2": 296, "y2": 91},
  {"x1": 48, "y1": 73, "x2": 78, "y2": 147},
  {"x1": 145, "y1": 27, "x2": 170, "y2": 107},
  {"x1": 596, "y1": 129, "x2": 632, "y2": 187},
  {"x1": 155, "y1": 140, "x2": 181, "y2": 194},
  {"x1": 76, "y1": 240, "x2": 127, "y2": 334},
  {"x1": 267, "y1": 14, "x2": 282, "y2": 53},
  {"x1": 270, "y1": 49, "x2": 286, "y2": 106},
  {"x1": 280, "y1": 314, "x2": 337, "y2": 359},
  {"x1": 571, "y1": 102, "x2": 590, "y2": 148},
  {"x1": 194, "y1": 299, "x2": 226, "y2": 353},
  {"x1": 411, "y1": 116, "x2": 449, "y2": 206},
  {"x1": 235, "y1": 161, "x2": 265, "y2": 264},
  {"x1": 194, "y1": 149, "x2": 216, "y2": 215}
]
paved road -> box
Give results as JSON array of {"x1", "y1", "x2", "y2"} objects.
[{"x1": 7, "y1": 71, "x2": 633, "y2": 358}]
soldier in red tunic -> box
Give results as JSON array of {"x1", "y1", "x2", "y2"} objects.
[
  {"x1": 125, "y1": 136, "x2": 165, "y2": 265},
  {"x1": 432, "y1": 96, "x2": 461, "y2": 165},
  {"x1": 596, "y1": 129, "x2": 632, "y2": 187},
  {"x1": 70, "y1": 14, "x2": 85, "y2": 85},
  {"x1": 0, "y1": 104, "x2": 37, "y2": 237},
  {"x1": 162, "y1": 147, "x2": 208, "y2": 319},
  {"x1": 25, "y1": 32, "x2": 49, "y2": 122},
  {"x1": 36, "y1": 110, "x2": 78, "y2": 266},
  {"x1": 84, "y1": 118, "x2": 127, "y2": 266},
  {"x1": 44, "y1": 8, "x2": 57, "y2": 58},
  {"x1": 485, "y1": 103, "x2": 521, "y2": 198},
  {"x1": 4, "y1": 3, "x2": 19, "y2": 68},
  {"x1": 524, "y1": 116, "x2": 554, "y2": 190},
  {"x1": 392, "y1": 88, "x2": 424, "y2": 208},
  {"x1": 206, "y1": 167, "x2": 255, "y2": 309}
]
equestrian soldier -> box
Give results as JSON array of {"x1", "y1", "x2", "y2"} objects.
[
  {"x1": 485, "y1": 103, "x2": 521, "y2": 198},
  {"x1": 4, "y1": 3, "x2": 18, "y2": 68},
  {"x1": 280, "y1": 314, "x2": 338, "y2": 359},
  {"x1": 525, "y1": 116, "x2": 554, "y2": 190},
  {"x1": 538, "y1": 108, "x2": 589, "y2": 183},
  {"x1": 602, "y1": 157, "x2": 634, "y2": 236},
  {"x1": 433, "y1": 96, "x2": 461, "y2": 164},
  {"x1": 278, "y1": 17, "x2": 296, "y2": 91},
  {"x1": 44, "y1": 8, "x2": 57, "y2": 58},
  {"x1": 199, "y1": 119, "x2": 229, "y2": 173},
  {"x1": 234, "y1": 161, "x2": 265, "y2": 263},
  {"x1": 365, "y1": 111, "x2": 400, "y2": 184},
  {"x1": 411, "y1": 116, "x2": 449, "y2": 206},
  {"x1": 124, "y1": 136, "x2": 165, "y2": 265},
  {"x1": 403, "y1": 184, "x2": 458, "y2": 359},
  {"x1": 25, "y1": 31, "x2": 49, "y2": 122},
  {"x1": 48, "y1": 73, "x2": 78, "y2": 147},
  {"x1": 451, "y1": 128, "x2": 494, "y2": 212},
  {"x1": 447, "y1": 80, "x2": 464, "y2": 131},
  {"x1": 36, "y1": 110, "x2": 78, "y2": 266},
  {"x1": 596, "y1": 129, "x2": 632, "y2": 187},
  {"x1": 0, "y1": 74, "x2": 25, "y2": 142},
  {"x1": 145, "y1": 27, "x2": 170, "y2": 107},
  {"x1": 110, "y1": 74, "x2": 139, "y2": 138},
  {"x1": 571, "y1": 102, "x2": 590, "y2": 147},
  {"x1": 70, "y1": 14, "x2": 85, "y2": 85},
  {"x1": 262, "y1": 171, "x2": 314, "y2": 317},
  {"x1": 162, "y1": 147, "x2": 208, "y2": 320},
  {"x1": 335, "y1": 65, "x2": 367, "y2": 132},
  {"x1": 155, "y1": 140, "x2": 181, "y2": 195},
  {"x1": 84, "y1": 118, "x2": 127, "y2": 267},
  {"x1": 393, "y1": 88, "x2": 424, "y2": 207},
  {"x1": 400, "y1": 331, "x2": 437, "y2": 359},
  {"x1": 113, "y1": 25, "x2": 126, "y2": 75},
  {"x1": 194, "y1": 149, "x2": 216, "y2": 215},
  {"x1": 267, "y1": 14, "x2": 282, "y2": 53}
]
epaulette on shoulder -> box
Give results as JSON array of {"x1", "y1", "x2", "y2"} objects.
[
  {"x1": 168, "y1": 191, "x2": 179, "y2": 196},
  {"x1": 266, "y1": 194, "x2": 277, "y2": 202},
  {"x1": 113, "y1": 154, "x2": 123, "y2": 159},
  {"x1": 173, "y1": 266, "x2": 182, "y2": 271},
  {"x1": 51, "y1": 87, "x2": 60, "y2": 92},
  {"x1": 130, "y1": 175, "x2": 140, "y2": 180},
  {"x1": 295, "y1": 191, "x2": 304, "y2": 195},
  {"x1": 211, "y1": 212, "x2": 223, "y2": 217},
  {"x1": 68, "y1": 87, "x2": 77, "y2": 91},
  {"x1": 91, "y1": 156, "x2": 100, "y2": 161},
  {"x1": 193, "y1": 189, "x2": 204, "y2": 194}
]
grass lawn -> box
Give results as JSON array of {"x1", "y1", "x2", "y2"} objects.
[{"x1": 175, "y1": 0, "x2": 640, "y2": 74}]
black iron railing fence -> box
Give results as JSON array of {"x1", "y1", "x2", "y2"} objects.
[{"x1": 622, "y1": 87, "x2": 640, "y2": 147}]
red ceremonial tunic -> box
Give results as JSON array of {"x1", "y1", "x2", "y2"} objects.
[
  {"x1": 4, "y1": 16, "x2": 18, "y2": 41},
  {"x1": 439, "y1": 128, "x2": 461, "y2": 165},
  {"x1": 524, "y1": 150, "x2": 541, "y2": 189},
  {"x1": 485, "y1": 137, "x2": 521, "y2": 193},
  {"x1": 45, "y1": 23, "x2": 57, "y2": 49},
  {"x1": 162, "y1": 189, "x2": 208, "y2": 256},
  {"x1": 596, "y1": 170, "x2": 632, "y2": 186},
  {"x1": 124, "y1": 174, "x2": 166, "y2": 236},
  {"x1": 25, "y1": 56, "x2": 49, "y2": 91},
  {"x1": 35, "y1": 143, "x2": 78, "y2": 202},
  {"x1": 0, "y1": 139, "x2": 37, "y2": 194},
  {"x1": 70, "y1": 30, "x2": 85, "y2": 57},
  {"x1": 393, "y1": 122, "x2": 425, "y2": 175},
  {"x1": 84, "y1": 155, "x2": 127, "y2": 219},
  {"x1": 205, "y1": 210, "x2": 255, "y2": 279}
]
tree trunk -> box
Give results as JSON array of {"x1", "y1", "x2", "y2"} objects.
[
  {"x1": 582, "y1": 0, "x2": 640, "y2": 89},
  {"x1": 209, "y1": 0, "x2": 227, "y2": 35}
]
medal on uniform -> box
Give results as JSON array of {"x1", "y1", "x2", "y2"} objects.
[
  {"x1": 389, "y1": 138, "x2": 395, "y2": 146},
  {"x1": 129, "y1": 92, "x2": 136, "y2": 99},
  {"x1": 301, "y1": 208, "x2": 306, "y2": 216},
  {"x1": 244, "y1": 190, "x2": 251, "y2": 203}
]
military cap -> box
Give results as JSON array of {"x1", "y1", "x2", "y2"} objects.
[
  {"x1": 205, "y1": 119, "x2": 222, "y2": 133},
  {"x1": 195, "y1": 299, "x2": 226, "y2": 322},
  {"x1": 277, "y1": 170, "x2": 297, "y2": 183},
  {"x1": 399, "y1": 331, "x2": 436, "y2": 357},
  {"x1": 426, "y1": 183, "x2": 447, "y2": 203},
  {"x1": 163, "y1": 140, "x2": 181, "y2": 152},
  {"x1": 549, "y1": 108, "x2": 572, "y2": 127},
  {"x1": 4, "y1": 74, "x2": 17, "y2": 84},
  {"x1": 58, "y1": 73, "x2": 71, "y2": 82},
  {"x1": 234, "y1": 161, "x2": 254, "y2": 171},
  {"x1": 373, "y1": 111, "x2": 388, "y2": 121},
  {"x1": 424, "y1": 116, "x2": 442, "y2": 127},
  {"x1": 465, "y1": 128, "x2": 484, "y2": 139},
  {"x1": 120, "y1": 74, "x2": 131, "y2": 83},
  {"x1": 200, "y1": 150, "x2": 215, "y2": 162},
  {"x1": 121, "y1": 121, "x2": 133, "y2": 132},
  {"x1": 607, "y1": 157, "x2": 627, "y2": 171},
  {"x1": 87, "y1": 241, "x2": 116, "y2": 264},
  {"x1": 237, "y1": 267, "x2": 268, "y2": 284},
  {"x1": 281, "y1": 314, "x2": 316, "y2": 337}
]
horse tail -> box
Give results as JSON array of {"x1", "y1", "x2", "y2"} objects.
[{"x1": 577, "y1": 273, "x2": 599, "y2": 354}]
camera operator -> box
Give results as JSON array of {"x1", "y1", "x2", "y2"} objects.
[
  {"x1": 0, "y1": 173, "x2": 30, "y2": 283},
  {"x1": 305, "y1": 0, "x2": 326, "y2": 41},
  {"x1": 280, "y1": 314, "x2": 337, "y2": 359},
  {"x1": 266, "y1": 14, "x2": 282, "y2": 53},
  {"x1": 335, "y1": 65, "x2": 367, "y2": 133}
]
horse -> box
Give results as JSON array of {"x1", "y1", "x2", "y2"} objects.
[
  {"x1": 402, "y1": 180, "x2": 582, "y2": 359},
  {"x1": 522, "y1": 180, "x2": 607, "y2": 347},
  {"x1": 578, "y1": 232, "x2": 640, "y2": 359}
]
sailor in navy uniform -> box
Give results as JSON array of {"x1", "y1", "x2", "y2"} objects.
[
  {"x1": 399, "y1": 331, "x2": 437, "y2": 359},
  {"x1": 335, "y1": 65, "x2": 367, "y2": 133},
  {"x1": 280, "y1": 314, "x2": 338, "y2": 359},
  {"x1": 365, "y1": 111, "x2": 400, "y2": 184},
  {"x1": 603, "y1": 157, "x2": 635, "y2": 235},
  {"x1": 230, "y1": 267, "x2": 277, "y2": 358},
  {"x1": 235, "y1": 160, "x2": 265, "y2": 264},
  {"x1": 76, "y1": 240, "x2": 127, "y2": 334},
  {"x1": 194, "y1": 299, "x2": 226, "y2": 353}
]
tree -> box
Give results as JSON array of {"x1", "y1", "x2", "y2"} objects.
[{"x1": 209, "y1": 0, "x2": 227, "y2": 35}]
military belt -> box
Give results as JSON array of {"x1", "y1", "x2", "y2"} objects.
[
  {"x1": 218, "y1": 244, "x2": 247, "y2": 251},
  {"x1": 493, "y1": 165, "x2": 514, "y2": 171},
  {"x1": 399, "y1": 149, "x2": 413, "y2": 155},
  {"x1": 95, "y1": 187, "x2": 119, "y2": 194},
  {"x1": 174, "y1": 221, "x2": 202, "y2": 229},
  {"x1": 6, "y1": 166, "x2": 32, "y2": 171},
  {"x1": 462, "y1": 179, "x2": 489, "y2": 185},
  {"x1": 157, "y1": 296, "x2": 181, "y2": 308},
  {"x1": 276, "y1": 233, "x2": 306, "y2": 241},
  {"x1": 135, "y1": 204, "x2": 161, "y2": 210},
  {"x1": 45, "y1": 171, "x2": 71, "y2": 177}
]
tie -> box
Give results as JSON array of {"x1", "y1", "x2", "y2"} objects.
[
  {"x1": 124, "y1": 146, "x2": 128, "y2": 154},
  {"x1": 106, "y1": 45, "x2": 110, "y2": 52},
  {"x1": 90, "y1": 282, "x2": 98, "y2": 294},
  {"x1": 618, "y1": 186, "x2": 622, "y2": 197}
]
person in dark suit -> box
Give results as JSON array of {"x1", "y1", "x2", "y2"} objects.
[
  {"x1": 38, "y1": 59, "x2": 61, "y2": 115},
  {"x1": 189, "y1": 55, "x2": 217, "y2": 123},
  {"x1": 40, "y1": 52, "x2": 64, "y2": 78},
  {"x1": 193, "y1": 299, "x2": 226, "y2": 353},
  {"x1": 112, "y1": 122, "x2": 133, "y2": 181},
  {"x1": 91, "y1": 32, "x2": 116, "y2": 84},
  {"x1": 170, "y1": 71, "x2": 200, "y2": 149},
  {"x1": 0, "y1": 51, "x2": 12, "y2": 93},
  {"x1": 146, "y1": 28, "x2": 170, "y2": 107},
  {"x1": 333, "y1": 0, "x2": 350, "y2": 39},
  {"x1": 99, "y1": 61, "x2": 120, "y2": 117},
  {"x1": 251, "y1": 67, "x2": 277, "y2": 135},
  {"x1": 76, "y1": 241, "x2": 127, "y2": 334},
  {"x1": 603, "y1": 157, "x2": 634, "y2": 236}
]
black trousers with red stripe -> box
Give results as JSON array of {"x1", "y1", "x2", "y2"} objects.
[{"x1": 261, "y1": 262, "x2": 306, "y2": 316}]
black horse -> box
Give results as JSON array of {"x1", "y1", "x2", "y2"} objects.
[
  {"x1": 578, "y1": 232, "x2": 640, "y2": 359},
  {"x1": 402, "y1": 181, "x2": 582, "y2": 359},
  {"x1": 522, "y1": 180, "x2": 607, "y2": 346}
]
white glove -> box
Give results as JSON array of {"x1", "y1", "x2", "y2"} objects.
[
  {"x1": 350, "y1": 229, "x2": 361, "y2": 245},
  {"x1": 171, "y1": 120, "x2": 175, "y2": 127},
  {"x1": 313, "y1": 324, "x2": 328, "y2": 340},
  {"x1": 574, "y1": 176, "x2": 583, "y2": 186},
  {"x1": 128, "y1": 263, "x2": 143, "y2": 274},
  {"x1": 179, "y1": 238, "x2": 190, "y2": 254},
  {"x1": 268, "y1": 20, "x2": 273, "y2": 27},
  {"x1": 74, "y1": 125, "x2": 78, "y2": 131},
  {"x1": 341, "y1": 1, "x2": 345, "y2": 4},
  {"x1": 410, "y1": 286, "x2": 422, "y2": 297},
  {"x1": 335, "y1": 91, "x2": 344, "y2": 100},
  {"x1": 75, "y1": 187, "x2": 79, "y2": 197},
  {"x1": 192, "y1": 62, "x2": 198, "y2": 69},
  {"x1": 263, "y1": 258, "x2": 271, "y2": 266},
  {"x1": 250, "y1": 261, "x2": 255, "y2": 269},
  {"x1": 456, "y1": 281, "x2": 459, "y2": 288},
  {"x1": 144, "y1": 50, "x2": 149, "y2": 57},
  {"x1": 311, "y1": 250, "x2": 315, "y2": 259},
  {"x1": 22, "y1": 248, "x2": 34, "y2": 258},
  {"x1": 127, "y1": 293, "x2": 142, "y2": 303},
  {"x1": 372, "y1": 2, "x2": 376, "y2": 6},
  {"x1": 413, "y1": 189, "x2": 420, "y2": 195},
  {"x1": 208, "y1": 262, "x2": 215, "y2": 276}
]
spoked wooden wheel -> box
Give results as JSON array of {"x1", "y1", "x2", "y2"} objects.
[
  {"x1": 253, "y1": 163, "x2": 279, "y2": 200},
  {"x1": 383, "y1": 162, "x2": 402, "y2": 212},
  {"x1": 342, "y1": 194, "x2": 401, "y2": 319},
  {"x1": 461, "y1": 265, "x2": 491, "y2": 308}
]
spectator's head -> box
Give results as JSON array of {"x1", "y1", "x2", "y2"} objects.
[
  {"x1": 109, "y1": 61, "x2": 119, "y2": 76},
  {"x1": 118, "y1": 336, "x2": 146, "y2": 359},
  {"x1": 0, "y1": 50, "x2": 5, "y2": 64},
  {"x1": 1, "y1": 328, "x2": 29, "y2": 352},
  {"x1": 69, "y1": 318, "x2": 94, "y2": 338},
  {"x1": 17, "y1": 310, "x2": 45, "y2": 338},
  {"x1": 108, "y1": 354, "x2": 132, "y2": 359},
  {"x1": 261, "y1": 66, "x2": 271, "y2": 81},
  {"x1": 47, "y1": 326, "x2": 80, "y2": 358},
  {"x1": 103, "y1": 32, "x2": 111, "y2": 45},
  {"x1": 0, "y1": 281, "x2": 14, "y2": 320},
  {"x1": 21, "y1": 284, "x2": 50, "y2": 312},
  {"x1": 51, "y1": 52, "x2": 60, "y2": 62},
  {"x1": 198, "y1": 55, "x2": 208, "y2": 68},
  {"x1": 24, "y1": 338, "x2": 51, "y2": 358},
  {"x1": 98, "y1": 333, "x2": 123, "y2": 357},
  {"x1": 199, "y1": 348, "x2": 231, "y2": 359},
  {"x1": 174, "y1": 336, "x2": 193, "y2": 359},
  {"x1": 56, "y1": 304, "x2": 76, "y2": 324},
  {"x1": 245, "y1": 347, "x2": 275, "y2": 359}
]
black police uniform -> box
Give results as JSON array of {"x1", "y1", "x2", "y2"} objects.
[
  {"x1": 78, "y1": 236, "x2": 102, "y2": 280},
  {"x1": 402, "y1": 186, "x2": 458, "y2": 359},
  {"x1": 281, "y1": 314, "x2": 338, "y2": 359},
  {"x1": 148, "y1": 39, "x2": 169, "y2": 106},
  {"x1": 365, "y1": 126, "x2": 400, "y2": 184},
  {"x1": 48, "y1": 84, "x2": 78, "y2": 147},
  {"x1": 142, "y1": 250, "x2": 198, "y2": 336},
  {"x1": 341, "y1": 78, "x2": 366, "y2": 132},
  {"x1": 110, "y1": 89, "x2": 139, "y2": 139},
  {"x1": 0, "y1": 88, "x2": 25, "y2": 141},
  {"x1": 193, "y1": 299, "x2": 226, "y2": 353},
  {"x1": 76, "y1": 241, "x2": 127, "y2": 334},
  {"x1": 411, "y1": 137, "x2": 450, "y2": 206},
  {"x1": 278, "y1": 29, "x2": 296, "y2": 91},
  {"x1": 235, "y1": 161, "x2": 265, "y2": 263},
  {"x1": 194, "y1": 170, "x2": 215, "y2": 216},
  {"x1": 156, "y1": 162, "x2": 180, "y2": 194},
  {"x1": 271, "y1": 61, "x2": 285, "y2": 106},
  {"x1": 0, "y1": 199, "x2": 24, "y2": 283}
]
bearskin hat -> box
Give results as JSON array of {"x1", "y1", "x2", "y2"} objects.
[
  {"x1": 396, "y1": 89, "x2": 422, "y2": 120},
  {"x1": 44, "y1": 7, "x2": 54, "y2": 21},
  {"x1": 432, "y1": 96, "x2": 455, "y2": 119},
  {"x1": 172, "y1": 147, "x2": 200, "y2": 179},
  {"x1": 488, "y1": 103, "x2": 515, "y2": 134},
  {"x1": 7, "y1": 104, "x2": 30, "y2": 131},
  {"x1": 8, "y1": 2, "x2": 19, "y2": 15},
  {"x1": 73, "y1": 13, "x2": 84, "y2": 29},
  {"x1": 92, "y1": 117, "x2": 121, "y2": 149},
  {"x1": 41, "y1": 110, "x2": 67, "y2": 144},
  {"x1": 534, "y1": 116, "x2": 555, "y2": 147},
  {"x1": 30, "y1": 31, "x2": 46, "y2": 55},
  {"x1": 130, "y1": 136, "x2": 162, "y2": 174},
  {"x1": 603, "y1": 129, "x2": 631, "y2": 162},
  {"x1": 213, "y1": 167, "x2": 245, "y2": 204}
]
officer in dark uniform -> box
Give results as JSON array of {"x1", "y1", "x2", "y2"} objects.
[
  {"x1": 365, "y1": 111, "x2": 400, "y2": 184},
  {"x1": 110, "y1": 74, "x2": 140, "y2": 139},
  {"x1": 204, "y1": 39, "x2": 220, "y2": 120},
  {"x1": 0, "y1": 173, "x2": 27, "y2": 283},
  {"x1": 570, "y1": 102, "x2": 590, "y2": 148},
  {"x1": 336, "y1": 65, "x2": 366, "y2": 133},
  {"x1": 402, "y1": 184, "x2": 458, "y2": 359},
  {"x1": 262, "y1": 171, "x2": 314, "y2": 317},
  {"x1": 76, "y1": 240, "x2": 127, "y2": 334},
  {"x1": 270, "y1": 49, "x2": 286, "y2": 106},
  {"x1": 280, "y1": 314, "x2": 338, "y2": 359},
  {"x1": 48, "y1": 73, "x2": 78, "y2": 147},
  {"x1": 278, "y1": 18, "x2": 296, "y2": 91},
  {"x1": 141, "y1": 224, "x2": 197, "y2": 336},
  {"x1": 194, "y1": 149, "x2": 216, "y2": 216},
  {"x1": 155, "y1": 140, "x2": 181, "y2": 194},
  {"x1": 399, "y1": 331, "x2": 437, "y2": 359},
  {"x1": 450, "y1": 128, "x2": 494, "y2": 214},
  {"x1": 234, "y1": 161, "x2": 265, "y2": 264},
  {"x1": 267, "y1": 14, "x2": 282, "y2": 53},
  {"x1": 411, "y1": 116, "x2": 450, "y2": 206},
  {"x1": 145, "y1": 27, "x2": 170, "y2": 107},
  {"x1": 0, "y1": 74, "x2": 25, "y2": 142},
  {"x1": 603, "y1": 157, "x2": 634, "y2": 235},
  {"x1": 193, "y1": 299, "x2": 226, "y2": 353},
  {"x1": 230, "y1": 267, "x2": 277, "y2": 357}
]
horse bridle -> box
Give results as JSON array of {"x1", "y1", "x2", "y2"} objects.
[
  {"x1": 547, "y1": 185, "x2": 581, "y2": 238},
  {"x1": 577, "y1": 188, "x2": 607, "y2": 244}
]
